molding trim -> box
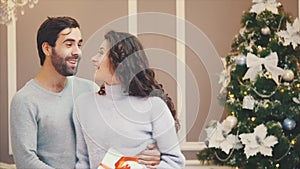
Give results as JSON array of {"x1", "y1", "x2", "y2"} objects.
[
  {"x1": 299, "y1": 0, "x2": 300, "y2": 17},
  {"x1": 180, "y1": 142, "x2": 206, "y2": 151},
  {"x1": 7, "y1": 1, "x2": 17, "y2": 155},
  {"x1": 176, "y1": 0, "x2": 190, "y2": 150},
  {"x1": 185, "y1": 161, "x2": 233, "y2": 169},
  {"x1": 128, "y1": 0, "x2": 137, "y2": 35}
]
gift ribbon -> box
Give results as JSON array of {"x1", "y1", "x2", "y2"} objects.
[
  {"x1": 115, "y1": 156, "x2": 139, "y2": 169},
  {"x1": 243, "y1": 52, "x2": 284, "y2": 85},
  {"x1": 99, "y1": 163, "x2": 110, "y2": 169},
  {"x1": 99, "y1": 156, "x2": 139, "y2": 169}
]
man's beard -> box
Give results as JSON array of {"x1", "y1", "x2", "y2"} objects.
[{"x1": 51, "y1": 49, "x2": 81, "y2": 76}]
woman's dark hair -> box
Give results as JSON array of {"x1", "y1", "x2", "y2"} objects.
[
  {"x1": 37, "y1": 16, "x2": 80, "y2": 65},
  {"x1": 98, "y1": 30, "x2": 180, "y2": 131}
]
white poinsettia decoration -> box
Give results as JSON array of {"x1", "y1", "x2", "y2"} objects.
[
  {"x1": 245, "y1": 40, "x2": 255, "y2": 52},
  {"x1": 277, "y1": 18, "x2": 300, "y2": 49},
  {"x1": 218, "y1": 58, "x2": 231, "y2": 94},
  {"x1": 239, "y1": 27, "x2": 246, "y2": 36},
  {"x1": 239, "y1": 124, "x2": 278, "y2": 159},
  {"x1": 205, "y1": 119, "x2": 241, "y2": 154},
  {"x1": 250, "y1": 0, "x2": 280, "y2": 15}
]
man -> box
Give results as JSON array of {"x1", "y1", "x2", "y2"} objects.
[{"x1": 10, "y1": 16, "x2": 160, "y2": 169}]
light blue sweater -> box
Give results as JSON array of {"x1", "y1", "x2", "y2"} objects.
[
  {"x1": 73, "y1": 84, "x2": 185, "y2": 169},
  {"x1": 10, "y1": 77, "x2": 98, "y2": 169}
]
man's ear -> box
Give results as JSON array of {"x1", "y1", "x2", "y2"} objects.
[{"x1": 42, "y1": 42, "x2": 52, "y2": 57}]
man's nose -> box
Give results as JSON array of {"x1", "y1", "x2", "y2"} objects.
[{"x1": 72, "y1": 45, "x2": 82, "y2": 56}]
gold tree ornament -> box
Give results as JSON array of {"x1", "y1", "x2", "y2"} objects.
[
  {"x1": 261, "y1": 27, "x2": 271, "y2": 35},
  {"x1": 282, "y1": 69, "x2": 294, "y2": 81}
]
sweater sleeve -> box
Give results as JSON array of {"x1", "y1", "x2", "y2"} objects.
[
  {"x1": 151, "y1": 98, "x2": 185, "y2": 169},
  {"x1": 10, "y1": 95, "x2": 54, "y2": 169},
  {"x1": 73, "y1": 108, "x2": 90, "y2": 169}
]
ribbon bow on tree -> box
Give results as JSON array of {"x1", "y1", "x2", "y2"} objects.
[{"x1": 243, "y1": 52, "x2": 284, "y2": 85}]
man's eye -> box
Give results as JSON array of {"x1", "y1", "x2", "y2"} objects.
[
  {"x1": 78, "y1": 43, "x2": 82, "y2": 48},
  {"x1": 66, "y1": 43, "x2": 72, "y2": 47}
]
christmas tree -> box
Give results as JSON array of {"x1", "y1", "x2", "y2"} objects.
[{"x1": 197, "y1": 0, "x2": 300, "y2": 169}]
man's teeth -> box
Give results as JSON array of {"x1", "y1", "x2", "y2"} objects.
[{"x1": 68, "y1": 59, "x2": 77, "y2": 64}]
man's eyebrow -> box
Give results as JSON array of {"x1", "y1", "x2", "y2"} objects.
[{"x1": 63, "y1": 38, "x2": 83, "y2": 43}]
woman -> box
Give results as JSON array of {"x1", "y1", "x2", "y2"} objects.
[{"x1": 73, "y1": 30, "x2": 185, "y2": 169}]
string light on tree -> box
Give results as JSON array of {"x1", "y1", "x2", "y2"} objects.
[
  {"x1": 291, "y1": 139, "x2": 296, "y2": 146},
  {"x1": 257, "y1": 45, "x2": 263, "y2": 52},
  {"x1": 295, "y1": 82, "x2": 300, "y2": 88},
  {"x1": 266, "y1": 72, "x2": 273, "y2": 79},
  {"x1": 250, "y1": 117, "x2": 256, "y2": 122}
]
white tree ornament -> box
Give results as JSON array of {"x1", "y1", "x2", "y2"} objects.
[
  {"x1": 205, "y1": 121, "x2": 241, "y2": 154},
  {"x1": 239, "y1": 124, "x2": 278, "y2": 158},
  {"x1": 277, "y1": 18, "x2": 300, "y2": 49},
  {"x1": 219, "y1": 58, "x2": 231, "y2": 94},
  {"x1": 243, "y1": 52, "x2": 284, "y2": 85},
  {"x1": 250, "y1": 0, "x2": 280, "y2": 15}
]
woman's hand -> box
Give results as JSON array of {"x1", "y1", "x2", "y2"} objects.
[{"x1": 137, "y1": 143, "x2": 161, "y2": 169}]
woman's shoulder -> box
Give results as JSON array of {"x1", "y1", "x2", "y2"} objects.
[
  {"x1": 146, "y1": 96, "x2": 169, "y2": 115},
  {"x1": 148, "y1": 96, "x2": 167, "y2": 106},
  {"x1": 75, "y1": 91, "x2": 97, "y2": 104},
  {"x1": 75, "y1": 92, "x2": 110, "y2": 106},
  {"x1": 69, "y1": 76, "x2": 99, "y2": 92}
]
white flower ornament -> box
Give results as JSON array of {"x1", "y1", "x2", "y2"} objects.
[
  {"x1": 250, "y1": 0, "x2": 279, "y2": 15},
  {"x1": 205, "y1": 120, "x2": 241, "y2": 154},
  {"x1": 245, "y1": 40, "x2": 255, "y2": 53},
  {"x1": 218, "y1": 58, "x2": 231, "y2": 94},
  {"x1": 277, "y1": 18, "x2": 300, "y2": 49},
  {"x1": 239, "y1": 124, "x2": 278, "y2": 158},
  {"x1": 239, "y1": 27, "x2": 246, "y2": 36}
]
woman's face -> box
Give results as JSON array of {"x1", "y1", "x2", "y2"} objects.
[{"x1": 91, "y1": 39, "x2": 118, "y2": 85}]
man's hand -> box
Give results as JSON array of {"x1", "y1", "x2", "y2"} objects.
[{"x1": 136, "y1": 143, "x2": 161, "y2": 169}]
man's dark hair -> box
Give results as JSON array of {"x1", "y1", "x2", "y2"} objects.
[{"x1": 37, "y1": 16, "x2": 80, "y2": 65}]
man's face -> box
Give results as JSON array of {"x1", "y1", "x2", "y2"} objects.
[{"x1": 51, "y1": 27, "x2": 83, "y2": 76}]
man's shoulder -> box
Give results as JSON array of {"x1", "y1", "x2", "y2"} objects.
[
  {"x1": 13, "y1": 80, "x2": 35, "y2": 98},
  {"x1": 11, "y1": 80, "x2": 37, "y2": 105}
]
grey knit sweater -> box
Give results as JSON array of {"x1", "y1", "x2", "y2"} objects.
[
  {"x1": 73, "y1": 84, "x2": 185, "y2": 169},
  {"x1": 10, "y1": 77, "x2": 98, "y2": 169}
]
